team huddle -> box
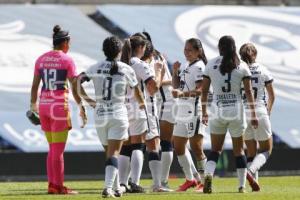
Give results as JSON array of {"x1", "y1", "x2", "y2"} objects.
[{"x1": 30, "y1": 25, "x2": 275, "y2": 197}]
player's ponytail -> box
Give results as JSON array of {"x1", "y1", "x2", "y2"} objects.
[
  {"x1": 141, "y1": 41, "x2": 154, "y2": 61},
  {"x1": 121, "y1": 36, "x2": 146, "y2": 65},
  {"x1": 102, "y1": 36, "x2": 123, "y2": 75},
  {"x1": 218, "y1": 35, "x2": 240, "y2": 75},
  {"x1": 186, "y1": 38, "x2": 208, "y2": 65},
  {"x1": 239, "y1": 43, "x2": 257, "y2": 65},
  {"x1": 121, "y1": 39, "x2": 132, "y2": 65},
  {"x1": 52, "y1": 25, "x2": 70, "y2": 47}
]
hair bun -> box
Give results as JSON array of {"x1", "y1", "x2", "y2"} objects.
[{"x1": 53, "y1": 25, "x2": 61, "y2": 34}]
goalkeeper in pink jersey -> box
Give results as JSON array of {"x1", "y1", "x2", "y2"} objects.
[{"x1": 30, "y1": 25, "x2": 86, "y2": 195}]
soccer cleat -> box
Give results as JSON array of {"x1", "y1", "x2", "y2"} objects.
[
  {"x1": 48, "y1": 183, "x2": 59, "y2": 194},
  {"x1": 161, "y1": 181, "x2": 170, "y2": 188},
  {"x1": 114, "y1": 189, "x2": 123, "y2": 197},
  {"x1": 246, "y1": 171, "x2": 260, "y2": 192},
  {"x1": 238, "y1": 186, "x2": 246, "y2": 193},
  {"x1": 59, "y1": 186, "x2": 79, "y2": 195},
  {"x1": 152, "y1": 186, "x2": 173, "y2": 192},
  {"x1": 130, "y1": 183, "x2": 145, "y2": 193},
  {"x1": 160, "y1": 181, "x2": 174, "y2": 192},
  {"x1": 176, "y1": 179, "x2": 197, "y2": 192},
  {"x1": 120, "y1": 183, "x2": 131, "y2": 193},
  {"x1": 102, "y1": 188, "x2": 116, "y2": 198},
  {"x1": 203, "y1": 174, "x2": 212, "y2": 194},
  {"x1": 194, "y1": 183, "x2": 204, "y2": 193}
]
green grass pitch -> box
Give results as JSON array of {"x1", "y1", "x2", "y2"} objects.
[{"x1": 1, "y1": 176, "x2": 300, "y2": 200}]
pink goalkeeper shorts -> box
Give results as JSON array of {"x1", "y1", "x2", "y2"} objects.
[{"x1": 39, "y1": 103, "x2": 71, "y2": 132}]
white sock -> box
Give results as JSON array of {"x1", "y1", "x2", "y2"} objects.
[
  {"x1": 249, "y1": 152, "x2": 269, "y2": 175},
  {"x1": 197, "y1": 158, "x2": 207, "y2": 183},
  {"x1": 185, "y1": 149, "x2": 201, "y2": 182},
  {"x1": 178, "y1": 154, "x2": 193, "y2": 181},
  {"x1": 113, "y1": 171, "x2": 120, "y2": 190},
  {"x1": 131, "y1": 150, "x2": 144, "y2": 185},
  {"x1": 149, "y1": 159, "x2": 162, "y2": 187},
  {"x1": 105, "y1": 165, "x2": 118, "y2": 189},
  {"x1": 236, "y1": 168, "x2": 247, "y2": 188},
  {"x1": 118, "y1": 155, "x2": 131, "y2": 185},
  {"x1": 247, "y1": 161, "x2": 258, "y2": 182},
  {"x1": 205, "y1": 160, "x2": 217, "y2": 176},
  {"x1": 161, "y1": 151, "x2": 173, "y2": 183}
]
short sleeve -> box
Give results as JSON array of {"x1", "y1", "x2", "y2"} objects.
[
  {"x1": 203, "y1": 65, "x2": 210, "y2": 79},
  {"x1": 193, "y1": 62, "x2": 204, "y2": 82},
  {"x1": 263, "y1": 66, "x2": 273, "y2": 85},
  {"x1": 242, "y1": 64, "x2": 252, "y2": 79},
  {"x1": 125, "y1": 66, "x2": 138, "y2": 88},
  {"x1": 67, "y1": 58, "x2": 77, "y2": 78},
  {"x1": 132, "y1": 62, "x2": 153, "y2": 83}
]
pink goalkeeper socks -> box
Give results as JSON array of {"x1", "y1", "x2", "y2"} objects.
[
  {"x1": 51, "y1": 143, "x2": 66, "y2": 187},
  {"x1": 47, "y1": 144, "x2": 54, "y2": 185}
]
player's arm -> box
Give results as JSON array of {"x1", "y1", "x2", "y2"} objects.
[
  {"x1": 145, "y1": 62, "x2": 163, "y2": 96},
  {"x1": 30, "y1": 75, "x2": 41, "y2": 112},
  {"x1": 201, "y1": 77, "x2": 210, "y2": 126},
  {"x1": 172, "y1": 80, "x2": 202, "y2": 98},
  {"x1": 77, "y1": 72, "x2": 96, "y2": 108},
  {"x1": 153, "y1": 61, "x2": 164, "y2": 89},
  {"x1": 243, "y1": 77, "x2": 258, "y2": 128},
  {"x1": 69, "y1": 76, "x2": 87, "y2": 128},
  {"x1": 146, "y1": 78, "x2": 159, "y2": 97},
  {"x1": 172, "y1": 61, "x2": 181, "y2": 89},
  {"x1": 134, "y1": 86, "x2": 146, "y2": 110},
  {"x1": 161, "y1": 80, "x2": 172, "y2": 86},
  {"x1": 265, "y1": 82, "x2": 275, "y2": 116}
]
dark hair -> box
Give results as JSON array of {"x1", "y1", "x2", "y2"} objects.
[
  {"x1": 121, "y1": 36, "x2": 146, "y2": 65},
  {"x1": 141, "y1": 41, "x2": 154, "y2": 61},
  {"x1": 142, "y1": 31, "x2": 152, "y2": 42},
  {"x1": 218, "y1": 35, "x2": 240, "y2": 75},
  {"x1": 52, "y1": 25, "x2": 70, "y2": 47},
  {"x1": 132, "y1": 32, "x2": 148, "y2": 41},
  {"x1": 135, "y1": 31, "x2": 164, "y2": 61},
  {"x1": 186, "y1": 38, "x2": 208, "y2": 65},
  {"x1": 239, "y1": 43, "x2": 257, "y2": 65},
  {"x1": 102, "y1": 36, "x2": 123, "y2": 75}
]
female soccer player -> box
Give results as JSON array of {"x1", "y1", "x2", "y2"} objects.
[
  {"x1": 119, "y1": 36, "x2": 162, "y2": 193},
  {"x1": 78, "y1": 36, "x2": 146, "y2": 198},
  {"x1": 141, "y1": 32, "x2": 176, "y2": 189},
  {"x1": 239, "y1": 43, "x2": 275, "y2": 191},
  {"x1": 135, "y1": 31, "x2": 175, "y2": 190},
  {"x1": 172, "y1": 38, "x2": 207, "y2": 192},
  {"x1": 30, "y1": 25, "x2": 86, "y2": 195},
  {"x1": 141, "y1": 40, "x2": 174, "y2": 192},
  {"x1": 201, "y1": 35, "x2": 258, "y2": 193}
]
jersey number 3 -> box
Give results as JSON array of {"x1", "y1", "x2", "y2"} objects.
[{"x1": 222, "y1": 72, "x2": 231, "y2": 92}]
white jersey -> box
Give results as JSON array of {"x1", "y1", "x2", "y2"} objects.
[
  {"x1": 126, "y1": 57, "x2": 154, "y2": 119},
  {"x1": 204, "y1": 56, "x2": 251, "y2": 109},
  {"x1": 176, "y1": 60, "x2": 205, "y2": 119},
  {"x1": 85, "y1": 60, "x2": 138, "y2": 119},
  {"x1": 156, "y1": 57, "x2": 173, "y2": 103},
  {"x1": 243, "y1": 63, "x2": 273, "y2": 107},
  {"x1": 145, "y1": 60, "x2": 158, "y2": 116}
]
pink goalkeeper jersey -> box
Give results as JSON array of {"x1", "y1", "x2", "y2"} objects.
[{"x1": 34, "y1": 50, "x2": 77, "y2": 104}]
